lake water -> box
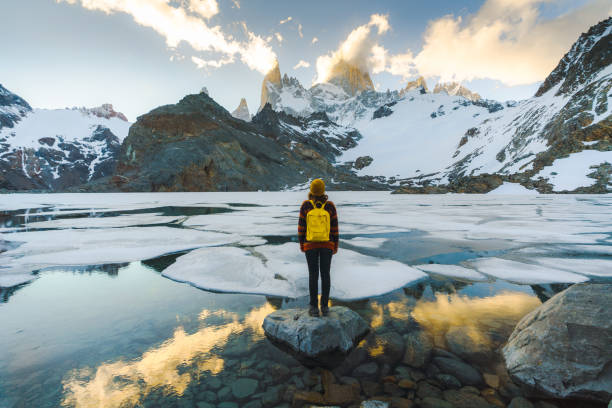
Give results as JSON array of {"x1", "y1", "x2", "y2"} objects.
[{"x1": 1, "y1": 192, "x2": 610, "y2": 408}]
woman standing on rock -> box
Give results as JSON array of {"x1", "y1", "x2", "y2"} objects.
[{"x1": 298, "y1": 179, "x2": 339, "y2": 317}]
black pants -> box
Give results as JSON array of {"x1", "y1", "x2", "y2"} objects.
[{"x1": 305, "y1": 248, "x2": 333, "y2": 308}]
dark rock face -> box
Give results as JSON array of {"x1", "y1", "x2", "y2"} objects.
[
  {"x1": 503, "y1": 283, "x2": 612, "y2": 403},
  {"x1": 536, "y1": 17, "x2": 612, "y2": 97},
  {"x1": 113, "y1": 93, "x2": 387, "y2": 192},
  {"x1": 0, "y1": 84, "x2": 31, "y2": 129},
  {"x1": 354, "y1": 156, "x2": 373, "y2": 170},
  {"x1": 372, "y1": 102, "x2": 396, "y2": 119}
]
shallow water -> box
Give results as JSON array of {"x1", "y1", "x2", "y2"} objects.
[{"x1": 0, "y1": 192, "x2": 610, "y2": 407}]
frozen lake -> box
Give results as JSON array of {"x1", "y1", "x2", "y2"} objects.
[{"x1": 0, "y1": 192, "x2": 610, "y2": 407}]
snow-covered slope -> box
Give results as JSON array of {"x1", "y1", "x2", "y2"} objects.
[{"x1": 0, "y1": 86, "x2": 131, "y2": 191}]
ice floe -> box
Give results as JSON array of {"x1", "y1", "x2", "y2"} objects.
[
  {"x1": 531, "y1": 258, "x2": 612, "y2": 277},
  {"x1": 414, "y1": 264, "x2": 487, "y2": 281},
  {"x1": 468, "y1": 258, "x2": 590, "y2": 284},
  {"x1": 342, "y1": 237, "x2": 388, "y2": 248},
  {"x1": 0, "y1": 227, "x2": 241, "y2": 287},
  {"x1": 163, "y1": 243, "x2": 426, "y2": 300}
]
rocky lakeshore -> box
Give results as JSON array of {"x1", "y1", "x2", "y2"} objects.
[{"x1": 131, "y1": 283, "x2": 608, "y2": 408}]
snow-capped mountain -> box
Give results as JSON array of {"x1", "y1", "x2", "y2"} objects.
[
  {"x1": 433, "y1": 81, "x2": 481, "y2": 101},
  {"x1": 259, "y1": 17, "x2": 612, "y2": 193},
  {"x1": 231, "y1": 98, "x2": 251, "y2": 122},
  {"x1": 0, "y1": 85, "x2": 131, "y2": 191}
]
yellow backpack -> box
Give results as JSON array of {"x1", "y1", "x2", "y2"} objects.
[{"x1": 306, "y1": 200, "x2": 330, "y2": 242}]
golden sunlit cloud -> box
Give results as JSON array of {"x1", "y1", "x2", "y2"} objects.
[
  {"x1": 280, "y1": 16, "x2": 293, "y2": 24},
  {"x1": 410, "y1": 0, "x2": 612, "y2": 85},
  {"x1": 312, "y1": 37, "x2": 318, "y2": 44},
  {"x1": 275, "y1": 32, "x2": 283, "y2": 43},
  {"x1": 314, "y1": 14, "x2": 390, "y2": 84},
  {"x1": 59, "y1": 0, "x2": 277, "y2": 74}
]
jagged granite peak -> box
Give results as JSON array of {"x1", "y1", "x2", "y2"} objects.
[
  {"x1": 326, "y1": 59, "x2": 375, "y2": 96},
  {"x1": 433, "y1": 81, "x2": 481, "y2": 101},
  {"x1": 259, "y1": 59, "x2": 282, "y2": 112},
  {"x1": 231, "y1": 98, "x2": 251, "y2": 122},
  {"x1": 535, "y1": 17, "x2": 612, "y2": 97},
  {"x1": 403, "y1": 76, "x2": 429, "y2": 93},
  {"x1": 0, "y1": 84, "x2": 32, "y2": 129}
]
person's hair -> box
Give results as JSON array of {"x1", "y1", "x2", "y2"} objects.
[{"x1": 308, "y1": 193, "x2": 328, "y2": 204}]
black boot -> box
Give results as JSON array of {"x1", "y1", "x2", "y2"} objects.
[
  {"x1": 320, "y1": 305, "x2": 329, "y2": 316},
  {"x1": 308, "y1": 305, "x2": 320, "y2": 317}
]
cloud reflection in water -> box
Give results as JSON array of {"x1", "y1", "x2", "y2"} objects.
[{"x1": 61, "y1": 303, "x2": 276, "y2": 408}]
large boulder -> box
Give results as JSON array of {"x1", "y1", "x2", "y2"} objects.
[
  {"x1": 503, "y1": 283, "x2": 612, "y2": 402},
  {"x1": 262, "y1": 306, "x2": 369, "y2": 367}
]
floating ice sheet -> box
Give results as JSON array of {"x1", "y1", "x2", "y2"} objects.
[
  {"x1": 162, "y1": 243, "x2": 426, "y2": 300},
  {"x1": 342, "y1": 237, "x2": 388, "y2": 248},
  {"x1": 20, "y1": 213, "x2": 182, "y2": 230},
  {"x1": 414, "y1": 264, "x2": 487, "y2": 281},
  {"x1": 532, "y1": 258, "x2": 612, "y2": 277},
  {"x1": 469, "y1": 257, "x2": 590, "y2": 284},
  {"x1": 0, "y1": 227, "x2": 242, "y2": 286}
]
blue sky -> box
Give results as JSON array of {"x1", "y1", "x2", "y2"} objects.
[{"x1": 0, "y1": 0, "x2": 608, "y2": 120}]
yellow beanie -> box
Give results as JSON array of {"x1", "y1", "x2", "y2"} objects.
[{"x1": 310, "y1": 179, "x2": 325, "y2": 195}]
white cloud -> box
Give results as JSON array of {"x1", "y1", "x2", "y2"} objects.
[
  {"x1": 241, "y1": 32, "x2": 278, "y2": 73},
  {"x1": 312, "y1": 37, "x2": 318, "y2": 44},
  {"x1": 298, "y1": 23, "x2": 303, "y2": 38},
  {"x1": 192, "y1": 55, "x2": 233, "y2": 69},
  {"x1": 231, "y1": 0, "x2": 240, "y2": 8},
  {"x1": 60, "y1": 0, "x2": 277, "y2": 74},
  {"x1": 280, "y1": 16, "x2": 292, "y2": 24},
  {"x1": 293, "y1": 60, "x2": 310, "y2": 69},
  {"x1": 189, "y1": 0, "x2": 218, "y2": 19},
  {"x1": 275, "y1": 32, "x2": 283, "y2": 43},
  {"x1": 314, "y1": 14, "x2": 390, "y2": 83}
]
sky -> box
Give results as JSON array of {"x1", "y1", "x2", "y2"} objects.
[{"x1": 1, "y1": 0, "x2": 610, "y2": 121}]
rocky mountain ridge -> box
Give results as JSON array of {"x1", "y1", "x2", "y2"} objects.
[
  {"x1": 106, "y1": 92, "x2": 386, "y2": 192},
  {"x1": 0, "y1": 85, "x2": 130, "y2": 191}
]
